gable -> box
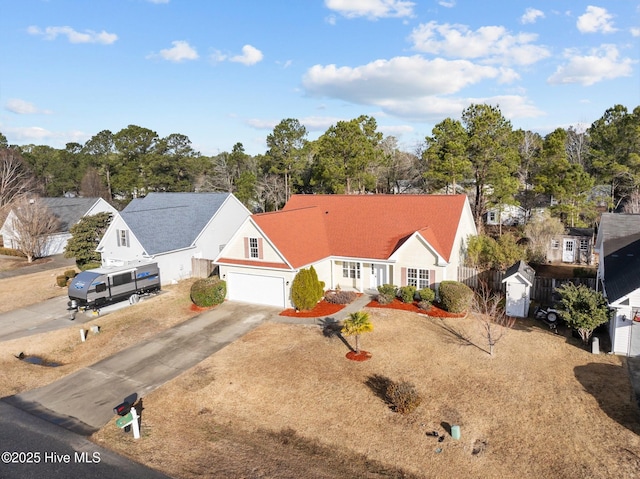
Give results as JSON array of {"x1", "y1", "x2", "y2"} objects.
[
  {"x1": 120, "y1": 192, "x2": 236, "y2": 255},
  {"x1": 216, "y1": 217, "x2": 292, "y2": 269},
  {"x1": 282, "y1": 194, "x2": 470, "y2": 262}
]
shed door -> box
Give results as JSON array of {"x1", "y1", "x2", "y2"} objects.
[
  {"x1": 562, "y1": 239, "x2": 575, "y2": 263},
  {"x1": 505, "y1": 281, "x2": 528, "y2": 318},
  {"x1": 227, "y1": 272, "x2": 285, "y2": 308}
]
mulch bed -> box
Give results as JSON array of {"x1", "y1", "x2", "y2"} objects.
[
  {"x1": 366, "y1": 298, "x2": 466, "y2": 318},
  {"x1": 346, "y1": 350, "x2": 372, "y2": 361},
  {"x1": 279, "y1": 300, "x2": 345, "y2": 317},
  {"x1": 190, "y1": 303, "x2": 214, "y2": 312}
]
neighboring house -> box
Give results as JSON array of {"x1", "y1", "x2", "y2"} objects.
[
  {"x1": 547, "y1": 228, "x2": 594, "y2": 265},
  {"x1": 595, "y1": 213, "x2": 640, "y2": 356},
  {"x1": 97, "y1": 192, "x2": 250, "y2": 285},
  {"x1": 0, "y1": 197, "x2": 116, "y2": 256},
  {"x1": 485, "y1": 204, "x2": 526, "y2": 226},
  {"x1": 215, "y1": 194, "x2": 478, "y2": 308}
]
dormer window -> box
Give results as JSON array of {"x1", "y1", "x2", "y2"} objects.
[{"x1": 249, "y1": 238, "x2": 259, "y2": 258}]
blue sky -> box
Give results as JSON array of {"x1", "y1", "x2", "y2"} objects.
[{"x1": 1, "y1": 0, "x2": 639, "y2": 156}]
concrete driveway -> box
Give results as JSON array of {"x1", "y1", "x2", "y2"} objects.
[{"x1": 3, "y1": 301, "x2": 280, "y2": 435}]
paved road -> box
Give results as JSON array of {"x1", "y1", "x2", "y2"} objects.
[
  {"x1": 0, "y1": 295, "x2": 155, "y2": 342},
  {"x1": 0, "y1": 401, "x2": 171, "y2": 479},
  {"x1": 4, "y1": 301, "x2": 280, "y2": 435}
]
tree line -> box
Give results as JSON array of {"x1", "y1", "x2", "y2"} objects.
[{"x1": 1, "y1": 103, "x2": 639, "y2": 229}]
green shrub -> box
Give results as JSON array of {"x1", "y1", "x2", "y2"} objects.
[
  {"x1": 190, "y1": 278, "x2": 226, "y2": 307},
  {"x1": 417, "y1": 287, "x2": 435, "y2": 303},
  {"x1": 80, "y1": 262, "x2": 101, "y2": 271},
  {"x1": 56, "y1": 275, "x2": 68, "y2": 288},
  {"x1": 438, "y1": 280, "x2": 473, "y2": 313},
  {"x1": 291, "y1": 267, "x2": 324, "y2": 311},
  {"x1": 377, "y1": 284, "x2": 397, "y2": 305},
  {"x1": 64, "y1": 269, "x2": 77, "y2": 279},
  {"x1": 398, "y1": 285, "x2": 416, "y2": 303},
  {"x1": 386, "y1": 380, "x2": 422, "y2": 414},
  {"x1": 324, "y1": 290, "x2": 357, "y2": 304}
]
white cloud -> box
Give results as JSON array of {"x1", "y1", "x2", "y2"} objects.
[
  {"x1": 230, "y1": 45, "x2": 263, "y2": 66},
  {"x1": 158, "y1": 40, "x2": 199, "y2": 62},
  {"x1": 577, "y1": 6, "x2": 616, "y2": 34},
  {"x1": 547, "y1": 45, "x2": 634, "y2": 86},
  {"x1": 2, "y1": 125, "x2": 89, "y2": 146},
  {"x1": 438, "y1": 1, "x2": 455, "y2": 8},
  {"x1": 325, "y1": 0, "x2": 415, "y2": 19},
  {"x1": 631, "y1": 27, "x2": 640, "y2": 37},
  {"x1": 5, "y1": 99, "x2": 52, "y2": 115},
  {"x1": 147, "y1": 0, "x2": 169, "y2": 3},
  {"x1": 409, "y1": 21, "x2": 550, "y2": 66},
  {"x1": 27, "y1": 25, "x2": 117, "y2": 44},
  {"x1": 521, "y1": 8, "x2": 544, "y2": 24},
  {"x1": 303, "y1": 56, "x2": 508, "y2": 103}
]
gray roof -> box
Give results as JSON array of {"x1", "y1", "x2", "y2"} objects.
[
  {"x1": 41, "y1": 197, "x2": 103, "y2": 232},
  {"x1": 503, "y1": 260, "x2": 535, "y2": 285},
  {"x1": 120, "y1": 192, "x2": 231, "y2": 255},
  {"x1": 597, "y1": 213, "x2": 640, "y2": 302},
  {"x1": 596, "y1": 213, "x2": 640, "y2": 249}
]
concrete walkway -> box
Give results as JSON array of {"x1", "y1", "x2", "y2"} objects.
[
  {"x1": 4, "y1": 301, "x2": 280, "y2": 435},
  {"x1": 271, "y1": 291, "x2": 376, "y2": 326}
]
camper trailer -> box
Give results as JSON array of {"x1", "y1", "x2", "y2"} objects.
[{"x1": 67, "y1": 262, "x2": 160, "y2": 318}]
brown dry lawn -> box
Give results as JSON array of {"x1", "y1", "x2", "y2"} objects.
[{"x1": 2, "y1": 262, "x2": 640, "y2": 478}]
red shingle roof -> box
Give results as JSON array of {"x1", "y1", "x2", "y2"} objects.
[{"x1": 249, "y1": 194, "x2": 469, "y2": 268}]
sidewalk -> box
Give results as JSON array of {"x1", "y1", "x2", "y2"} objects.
[{"x1": 271, "y1": 291, "x2": 376, "y2": 326}]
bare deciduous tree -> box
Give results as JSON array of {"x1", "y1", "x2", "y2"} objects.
[
  {"x1": 523, "y1": 210, "x2": 565, "y2": 263},
  {"x1": 9, "y1": 197, "x2": 60, "y2": 262},
  {"x1": 0, "y1": 148, "x2": 38, "y2": 209},
  {"x1": 622, "y1": 190, "x2": 640, "y2": 213},
  {"x1": 473, "y1": 284, "x2": 515, "y2": 356}
]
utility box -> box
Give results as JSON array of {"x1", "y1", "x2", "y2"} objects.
[{"x1": 502, "y1": 261, "x2": 535, "y2": 318}]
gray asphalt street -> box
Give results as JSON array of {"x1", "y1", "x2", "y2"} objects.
[{"x1": 0, "y1": 401, "x2": 171, "y2": 479}]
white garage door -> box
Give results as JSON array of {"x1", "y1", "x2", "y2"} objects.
[{"x1": 227, "y1": 272, "x2": 285, "y2": 308}]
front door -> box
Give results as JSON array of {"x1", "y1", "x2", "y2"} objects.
[
  {"x1": 370, "y1": 264, "x2": 386, "y2": 288},
  {"x1": 562, "y1": 239, "x2": 575, "y2": 263}
]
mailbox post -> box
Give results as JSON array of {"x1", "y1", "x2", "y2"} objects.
[{"x1": 114, "y1": 402, "x2": 140, "y2": 439}]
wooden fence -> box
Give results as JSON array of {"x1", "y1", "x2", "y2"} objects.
[
  {"x1": 457, "y1": 266, "x2": 596, "y2": 304},
  {"x1": 191, "y1": 257, "x2": 216, "y2": 279}
]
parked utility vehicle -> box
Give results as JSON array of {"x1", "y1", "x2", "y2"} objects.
[{"x1": 67, "y1": 262, "x2": 160, "y2": 319}]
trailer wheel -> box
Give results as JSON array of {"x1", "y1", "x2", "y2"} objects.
[{"x1": 129, "y1": 293, "x2": 140, "y2": 305}]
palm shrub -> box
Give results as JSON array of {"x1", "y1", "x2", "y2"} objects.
[
  {"x1": 291, "y1": 267, "x2": 324, "y2": 311},
  {"x1": 438, "y1": 280, "x2": 473, "y2": 313},
  {"x1": 398, "y1": 285, "x2": 416, "y2": 303},
  {"x1": 377, "y1": 284, "x2": 397, "y2": 305},
  {"x1": 190, "y1": 278, "x2": 226, "y2": 307},
  {"x1": 341, "y1": 311, "x2": 374, "y2": 353}
]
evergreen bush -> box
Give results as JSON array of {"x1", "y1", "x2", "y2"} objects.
[
  {"x1": 376, "y1": 284, "x2": 397, "y2": 305},
  {"x1": 56, "y1": 275, "x2": 68, "y2": 288},
  {"x1": 64, "y1": 269, "x2": 77, "y2": 279},
  {"x1": 417, "y1": 287, "x2": 435, "y2": 303},
  {"x1": 291, "y1": 267, "x2": 324, "y2": 311},
  {"x1": 398, "y1": 285, "x2": 416, "y2": 303},
  {"x1": 190, "y1": 278, "x2": 226, "y2": 307},
  {"x1": 438, "y1": 280, "x2": 473, "y2": 313}
]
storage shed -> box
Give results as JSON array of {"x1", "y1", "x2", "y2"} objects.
[{"x1": 502, "y1": 260, "x2": 535, "y2": 318}]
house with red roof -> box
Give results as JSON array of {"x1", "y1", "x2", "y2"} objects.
[{"x1": 214, "y1": 194, "x2": 477, "y2": 308}]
